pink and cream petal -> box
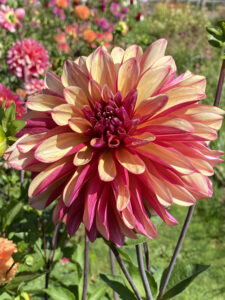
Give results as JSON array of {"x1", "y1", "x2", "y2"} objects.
[
  {"x1": 51, "y1": 104, "x2": 83, "y2": 126},
  {"x1": 44, "y1": 71, "x2": 64, "y2": 96},
  {"x1": 27, "y1": 94, "x2": 65, "y2": 112},
  {"x1": 98, "y1": 151, "x2": 117, "y2": 182},
  {"x1": 64, "y1": 86, "x2": 89, "y2": 107},
  {"x1": 69, "y1": 117, "x2": 91, "y2": 133},
  {"x1": 116, "y1": 148, "x2": 145, "y2": 174},
  {"x1": 74, "y1": 145, "x2": 93, "y2": 166}
]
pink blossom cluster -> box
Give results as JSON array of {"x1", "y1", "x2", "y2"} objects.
[
  {"x1": 7, "y1": 38, "x2": 49, "y2": 80},
  {"x1": 0, "y1": 5, "x2": 25, "y2": 32},
  {"x1": 110, "y1": 2, "x2": 129, "y2": 20}
]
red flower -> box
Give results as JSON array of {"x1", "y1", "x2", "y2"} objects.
[{"x1": 0, "y1": 84, "x2": 25, "y2": 119}]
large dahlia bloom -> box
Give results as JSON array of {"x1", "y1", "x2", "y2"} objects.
[
  {"x1": 5, "y1": 40, "x2": 224, "y2": 246},
  {"x1": 7, "y1": 39, "x2": 49, "y2": 80},
  {"x1": 0, "y1": 5, "x2": 25, "y2": 32},
  {"x1": 0, "y1": 84, "x2": 25, "y2": 119},
  {"x1": 0, "y1": 238, "x2": 19, "y2": 285}
]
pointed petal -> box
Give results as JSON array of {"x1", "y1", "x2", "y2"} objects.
[
  {"x1": 140, "y1": 39, "x2": 167, "y2": 74},
  {"x1": 35, "y1": 132, "x2": 87, "y2": 163},
  {"x1": 116, "y1": 148, "x2": 145, "y2": 174},
  {"x1": 98, "y1": 150, "x2": 117, "y2": 182},
  {"x1": 74, "y1": 145, "x2": 93, "y2": 166},
  {"x1": 51, "y1": 104, "x2": 83, "y2": 126},
  {"x1": 118, "y1": 58, "x2": 140, "y2": 97},
  {"x1": 123, "y1": 45, "x2": 143, "y2": 63},
  {"x1": 64, "y1": 86, "x2": 89, "y2": 107},
  {"x1": 44, "y1": 71, "x2": 64, "y2": 96},
  {"x1": 27, "y1": 94, "x2": 64, "y2": 111},
  {"x1": 69, "y1": 117, "x2": 91, "y2": 133}
]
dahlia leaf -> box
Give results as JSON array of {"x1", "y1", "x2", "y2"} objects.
[
  {"x1": 160, "y1": 263, "x2": 210, "y2": 299},
  {"x1": 7, "y1": 119, "x2": 26, "y2": 137},
  {"x1": 6, "y1": 272, "x2": 43, "y2": 290},
  {"x1": 3, "y1": 201, "x2": 23, "y2": 228},
  {"x1": 45, "y1": 286, "x2": 75, "y2": 300},
  {"x1": 100, "y1": 273, "x2": 136, "y2": 300}
]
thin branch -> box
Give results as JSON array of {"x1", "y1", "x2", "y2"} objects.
[
  {"x1": 214, "y1": 59, "x2": 225, "y2": 107},
  {"x1": 109, "y1": 243, "x2": 143, "y2": 300},
  {"x1": 44, "y1": 223, "x2": 60, "y2": 300},
  {"x1": 143, "y1": 242, "x2": 151, "y2": 273},
  {"x1": 109, "y1": 249, "x2": 119, "y2": 300},
  {"x1": 157, "y1": 205, "x2": 195, "y2": 300},
  {"x1": 82, "y1": 234, "x2": 90, "y2": 300},
  {"x1": 136, "y1": 244, "x2": 153, "y2": 300}
]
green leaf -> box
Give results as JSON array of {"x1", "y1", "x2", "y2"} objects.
[
  {"x1": 7, "y1": 120, "x2": 26, "y2": 137},
  {"x1": 161, "y1": 264, "x2": 210, "y2": 299},
  {"x1": 88, "y1": 286, "x2": 106, "y2": 300},
  {"x1": 6, "y1": 272, "x2": 43, "y2": 291},
  {"x1": 45, "y1": 286, "x2": 75, "y2": 300},
  {"x1": 100, "y1": 273, "x2": 136, "y2": 300},
  {"x1": 4, "y1": 202, "x2": 23, "y2": 228}
]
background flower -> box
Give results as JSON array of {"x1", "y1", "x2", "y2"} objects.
[
  {"x1": 5, "y1": 40, "x2": 224, "y2": 246},
  {"x1": 0, "y1": 238, "x2": 19, "y2": 285},
  {"x1": 7, "y1": 38, "x2": 49, "y2": 80},
  {"x1": 0, "y1": 5, "x2": 25, "y2": 32},
  {"x1": 74, "y1": 5, "x2": 90, "y2": 20},
  {"x1": 0, "y1": 83, "x2": 25, "y2": 119}
]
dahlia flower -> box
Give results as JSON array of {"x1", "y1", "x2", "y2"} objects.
[
  {"x1": 5, "y1": 40, "x2": 224, "y2": 246},
  {"x1": 74, "y1": 5, "x2": 90, "y2": 20},
  {"x1": 7, "y1": 39, "x2": 49, "y2": 80},
  {"x1": 0, "y1": 238, "x2": 19, "y2": 285},
  {"x1": 0, "y1": 83, "x2": 25, "y2": 119},
  {"x1": 0, "y1": 5, "x2": 25, "y2": 32},
  {"x1": 25, "y1": 79, "x2": 45, "y2": 95}
]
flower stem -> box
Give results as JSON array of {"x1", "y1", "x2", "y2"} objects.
[
  {"x1": 82, "y1": 234, "x2": 90, "y2": 300},
  {"x1": 214, "y1": 59, "x2": 225, "y2": 107},
  {"x1": 109, "y1": 243, "x2": 143, "y2": 300},
  {"x1": 44, "y1": 223, "x2": 60, "y2": 300},
  {"x1": 157, "y1": 205, "x2": 195, "y2": 300},
  {"x1": 109, "y1": 249, "x2": 119, "y2": 300},
  {"x1": 143, "y1": 242, "x2": 151, "y2": 273},
  {"x1": 136, "y1": 244, "x2": 153, "y2": 300}
]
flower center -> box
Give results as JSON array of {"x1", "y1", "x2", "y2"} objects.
[
  {"x1": 5, "y1": 12, "x2": 18, "y2": 24},
  {"x1": 83, "y1": 95, "x2": 130, "y2": 149}
]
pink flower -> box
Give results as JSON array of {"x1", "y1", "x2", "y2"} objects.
[
  {"x1": 0, "y1": 5, "x2": 25, "y2": 32},
  {"x1": 61, "y1": 257, "x2": 69, "y2": 265},
  {"x1": 7, "y1": 38, "x2": 49, "y2": 80},
  {"x1": 53, "y1": 7, "x2": 65, "y2": 20},
  {"x1": 0, "y1": 84, "x2": 25, "y2": 119},
  {"x1": 25, "y1": 79, "x2": 45, "y2": 95},
  {"x1": 5, "y1": 40, "x2": 224, "y2": 246},
  {"x1": 98, "y1": 18, "x2": 109, "y2": 31}
]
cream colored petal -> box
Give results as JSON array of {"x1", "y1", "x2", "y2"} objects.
[
  {"x1": 101, "y1": 84, "x2": 113, "y2": 102},
  {"x1": 27, "y1": 94, "x2": 64, "y2": 111},
  {"x1": 152, "y1": 55, "x2": 177, "y2": 75},
  {"x1": 74, "y1": 146, "x2": 93, "y2": 166},
  {"x1": 91, "y1": 46, "x2": 116, "y2": 92},
  {"x1": 98, "y1": 150, "x2": 117, "y2": 182},
  {"x1": 123, "y1": 45, "x2": 143, "y2": 63},
  {"x1": 135, "y1": 94, "x2": 168, "y2": 117},
  {"x1": 64, "y1": 86, "x2": 89, "y2": 107},
  {"x1": 118, "y1": 58, "x2": 140, "y2": 97},
  {"x1": 63, "y1": 166, "x2": 85, "y2": 206},
  {"x1": 61, "y1": 61, "x2": 90, "y2": 98},
  {"x1": 136, "y1": 65, "x2": 171, "y2": 106},
  {"x1": 116, "y1": 184, "x2": 130, "y2": 211},
  {"x1": 88, "y1": 80, "x2": 102, "y2": 102},
  {"x1": 140, "y1": 39, "x2": 167, "y2": 74},
  {"x1": 69, "y1": 117, "x2": 91, "y2": 133},
  {"x1": 44, "y1": 71, "x2": 64, "y2": 96},
  {"x1": 35, "y1": 132, "x2": 86, "y2": 163},
  {"x1": 28, "y1": 157, "x2": 70, "y2": 198},
  {"x1": 51, "y1": 104, "x2": 83, "y2": 126},
  {"x1": 116, "y1": 148, "x2": 145, "y2": 174},
  {"x1": 111, "y1": 47, "x2": 124, "y2": 74}
]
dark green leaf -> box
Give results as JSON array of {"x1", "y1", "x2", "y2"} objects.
[
  {"x1": 7, "y1": 120, "x2": 26, "y2": 137},
  {"x1": 4, "y1": 202, "x2": 23, "y2": 228},
  {"x1": 161, "y1": 264, "x2": 210, "y2": 299},
  {"x1": 45, "y1": 286, "x2": 75, "y2": 300},
  {"x1": 100, "y1": 273, "x2": 136, "y2": 300},
  {"x1": 6, "y1": 272, "x2": 43, "y2": 290}
]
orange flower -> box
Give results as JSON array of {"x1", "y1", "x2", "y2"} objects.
[
  {"x1": 56, "y1": 0, "x2": 69, "y2": 9},
  {"x1": 83, "y1": 29, "x2": 96, "y2": 44},
  {"x1": 0, "y1": 238, "x2": 19, "y2": 285},
  {"x1": 74, "y1": 5, "x2": 90, "y2": 20},
  {"x1": 5, "y1": 40, "x2": 224, "y2": 246}
]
